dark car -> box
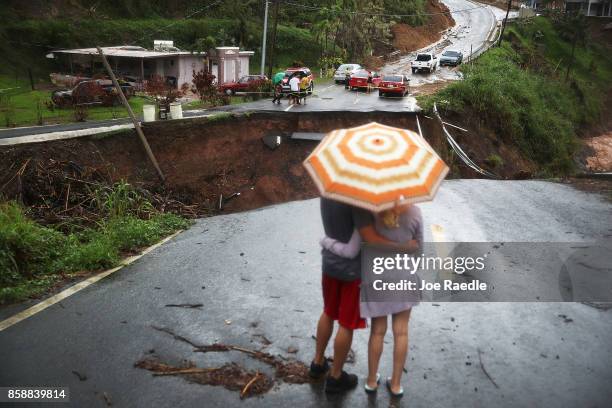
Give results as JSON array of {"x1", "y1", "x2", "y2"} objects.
[
  {"x1": 51, "y1": 79, "x2": 133, "y2": 108},
  {"x1": 439, "y1": 50, "x2": 464, "y2": 67},
  {"x1": 218, "y1": 75, "x2": 268, "y2": 95}
]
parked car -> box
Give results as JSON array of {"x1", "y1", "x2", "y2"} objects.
[
  {"x1": 348, "y1": 70, "x2": 382, "y2": 90},
  {"x1": 51, "y1": 79, "x2": 133, "y2": 108},
  {"x1": 411, "y1": 53, "x2": 438, "y2": 73},
  {"x1": 333, "y1": 63, "x2": 363, "y2": 83},
  {"x1": 439, "y1": 50, "x2": 464, "y2": 67},
  {"x1": 378, "y1": 74, "x2": 410, "y2": 97},
  {"x1": 281, "y1": 67, "x2": 314, "y2": 95},
  {"x1": 218, "y1": 74, "x2": 268, "y2": 95}
]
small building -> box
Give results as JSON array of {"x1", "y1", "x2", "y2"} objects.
[
  {"x1": 525, "y1": 0, "x2": 612, "y2": 16},
  {"x1": 47, "y1": 43, "x2": 255, "y2": 89}
]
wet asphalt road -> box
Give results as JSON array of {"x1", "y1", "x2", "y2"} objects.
[
  {"x1": 1, "y1": 180, "x2": 611, "y2": 408},
  {"x1": 382, "y1": 0, "x2": 500, "y2": 86}
]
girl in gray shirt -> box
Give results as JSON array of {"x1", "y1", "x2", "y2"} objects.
[{"x1": 320, "y1": 203, "x2": 423, "y2": 398}]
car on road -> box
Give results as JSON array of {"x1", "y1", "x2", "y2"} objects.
[
  {"x1": 378, "y1": 74, "x2": 410, "y2": 97},
  {"x1": 333, "y1": 63, "x2": 363, "y2": 83},
  {"x1": 218, "y1": 74, "x2": 268, "y2": 95},
  {"x1": 281, "y1": 67, "x2": 314, "y2": 95},
  {"x1": 411, "y1": 52, "x2": 438, "y2": 73},
  {"x1": 348, "y1": 70, "x2": 382, "y2": 90},
  {"x1": 439, "y1": 50, "x2": 464, "y2": 67}
]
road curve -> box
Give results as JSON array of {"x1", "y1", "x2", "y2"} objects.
[{"x1": 382, "y1": 0, "x2": 500, "y2": 85}]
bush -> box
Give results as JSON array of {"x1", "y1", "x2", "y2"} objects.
[
  {"x1": 422, "y1": 45, "x2": 578, "y2": 174},
  {"x1": 0, "y1": 202, "x2": 67, "y2": 286},
  {"x1": 0, "y1": 184, "x2": 191, "y2": 303}
]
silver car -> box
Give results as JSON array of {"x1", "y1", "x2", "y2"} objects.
[{"x1": 333, "y1": 64, "x2": 363, "y2": 83}]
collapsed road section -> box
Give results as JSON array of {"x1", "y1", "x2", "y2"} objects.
[{"x1": 0, "y1": 111, "x2": 533, "y2": 220}]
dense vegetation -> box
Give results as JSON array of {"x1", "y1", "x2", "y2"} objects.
[
  {"x1": 421, "y1": 15, "x2": 612, "y2": 175},
  {"x1": 0, "y1": 0, "x2": 432, "y2": 79},
  {"x1": 0, "y1": 182, "x2": 191, "y2": 304}
]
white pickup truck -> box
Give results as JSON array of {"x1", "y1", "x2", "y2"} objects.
[{"x1": 411, "y1": 53, "x2": 438, "y2": 73}]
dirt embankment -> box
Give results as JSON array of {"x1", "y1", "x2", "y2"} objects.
[
  {"x1": 577, "y1": 93, "x2": 612, "y2": 173},
  {"x1": 391, "y1": 0, "x2": 455, "y2": 54},
  {"x1": 0, "y1": 113, "x2": 422, "y2": 216},
  {"x1": 0, "y1": 111, "x2": 536, "y2": 218}
]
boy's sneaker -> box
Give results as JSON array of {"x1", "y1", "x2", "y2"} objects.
[
  {"x1": 325, "y1": 371, "x2": 358, "y2": 393},
  {"x1": 309, "y1": 359, "x2": 330, "y2": 379}
]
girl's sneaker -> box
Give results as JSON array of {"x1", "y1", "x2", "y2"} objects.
[
  {"x1": 364, "y1": 373, "x2": 380, "y2": 394},
  {"x1": 386, "y1": 378, "x2": 404, "y2": 398}
]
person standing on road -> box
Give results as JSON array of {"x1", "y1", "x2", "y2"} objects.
[
  {"x1": 319, "y1": 200, "x2": 422, "y2": 398},
  {"x1": 299, "y1": 73, "x2": 310, "y2": 105},
  {"x1": 271, "y1": 82, "x2": 283, "y2": 104},
  {"x1": 309, "y1": 198, "x2": 369, "y2": 392},
  {"x1": 289, "y1": 74, "x2": 301, "y2": 105},
  {"x1": 272, "y1": 72, "x2": 284, "y2": 105}
]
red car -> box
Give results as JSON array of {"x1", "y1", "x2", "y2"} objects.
[
  {"x1": 378, "y1": 74, "x2": 410, "y2": 97},
  {"x1": 280, "y1": 67, "x2": 314, "y2": 95},
  {"x1": 219, "y1": 75, "x2": 268, "y2": 95},
  {"x1": 348, "y1": 70, "x2": 382, "y2": 90}
]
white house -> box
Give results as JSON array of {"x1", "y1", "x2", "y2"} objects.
[{"x1": 48, "y1": 44, "x2": 255, "y2": 89}]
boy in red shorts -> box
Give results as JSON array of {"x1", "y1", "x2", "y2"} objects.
[{"x1": 309, "y1": 197, "x2": 370, "y2": 393}]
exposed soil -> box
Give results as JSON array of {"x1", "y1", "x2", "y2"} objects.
[
  {"x1": 585, "y1": 134, "x2": 612, "y2": 172},
  {"x1": 0, "y1": 111, "x2": 539, "y2": 220},
  {"x1": 391, "y1": 0, "x2": 455, "y2": 54},
  {"x1": 577, "y1": 92, "x2": 612, "y2": 173}
]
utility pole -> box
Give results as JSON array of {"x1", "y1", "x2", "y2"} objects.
[
  {"x1": 97, "y1": 46, "x2": 165, "y2": 183},
  {"x1": 497, "y1": 0, "x2": 512, "y2": 46},
  {"x1": 261, "y1": 0, "x2": 269, "y2": 76},
  {"x1": 267, "y1": 0, "x2": 280, "y2": 79}
]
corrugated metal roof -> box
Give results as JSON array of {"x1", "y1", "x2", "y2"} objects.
[{"x1": 52, "y1": 46, "x2": 204, "y2": 59}]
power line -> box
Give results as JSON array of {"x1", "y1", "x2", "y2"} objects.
[{"x1": 135, "y1": 0, "x2": 223, "y2": 44}]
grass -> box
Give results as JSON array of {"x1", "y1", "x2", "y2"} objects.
[
  {"x1": 419, "y1": 16, "x2": 612, "y2": 175},
  {"x1": 0, "y1": 183, "x2": 192, "y2": 304},
  {"x1": 0, "y1": 77, "x2": 150, "y2": 128}
]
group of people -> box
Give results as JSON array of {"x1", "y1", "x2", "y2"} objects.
[
  {"x1": 310, "y1": 197, "x2": 423, "y2": 398},
  {"x1": 272, "y1": 72, "x2": 310, "y2": 105}
]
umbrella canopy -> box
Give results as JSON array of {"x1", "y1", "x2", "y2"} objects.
[
  {"x1": 273, "y1": 72, "x2": 285, "y2": 85},
  {"x1": 303, "y1": 122, "x2": 449, "y2": 212}
]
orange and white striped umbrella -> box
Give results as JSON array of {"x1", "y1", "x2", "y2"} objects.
[{"x1": 303, "y1": 122, "x2": 448, "y2": 212}]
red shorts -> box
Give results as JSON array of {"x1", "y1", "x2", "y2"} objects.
[{"x1": 322, "y1": 274, "x2": 366, "y2": 330}]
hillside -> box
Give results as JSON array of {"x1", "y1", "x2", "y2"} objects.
[{"x1": 0, "y1": 0, "x2": 452, "y2": 79}]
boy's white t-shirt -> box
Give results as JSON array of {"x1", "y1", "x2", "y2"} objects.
[{"x1": 289, "y1": 77, "x2": 300, "y2": 91}]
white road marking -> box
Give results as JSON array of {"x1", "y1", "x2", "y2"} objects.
[
  {"x1": 0, "y1": 123, "x2": 134, "y2": 146},
  {"x1": 0, "y1": 230, "x2": 183, "y2": 332},
  {"x1": 284, "y1": 105, "x2": 294, "y2": 112},
  {"x1": 319, "y1": 84, "x2": 335, "y2": 93},
  {"x1": 353, "y1": 96, "x2": 360, "y2": 105}
]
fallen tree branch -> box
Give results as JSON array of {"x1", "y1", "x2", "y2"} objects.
[
  {"x1": 152, "y1": 367, "x2": 220, "y2": 376},
  {"x1": 477, "y1": 348, "x2": 499, "y2": 388},
  {"x1": 240, "y1": 372, "x2": 261, "y2": 399}
]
